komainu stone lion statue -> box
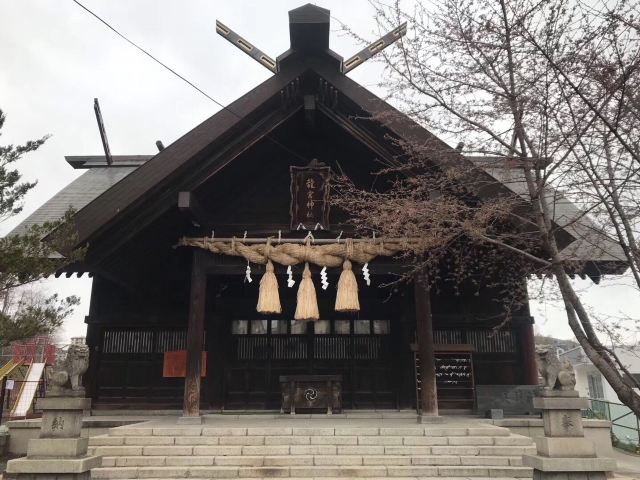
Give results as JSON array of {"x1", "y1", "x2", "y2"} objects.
[
  {"x1": 48, "y1": 344, "x2": 90, "y2": 396},
  {"x1": 536, "y1": 345, "x2": 576, "y2": 390}
]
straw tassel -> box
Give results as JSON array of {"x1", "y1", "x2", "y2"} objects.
[
  {"x1": 335, "y1": 259, "x2": 360, "y2": 312},
  {"x1": 257, "y1": 259, "x2": 281, "y2": 314},
  {"x1": 294, "y1": 263, "x2": 319, "y2": 321}
]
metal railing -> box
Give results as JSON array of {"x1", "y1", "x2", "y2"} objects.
[{"x1": 584, "y1": 398, "x2": 640, "y2": 452}]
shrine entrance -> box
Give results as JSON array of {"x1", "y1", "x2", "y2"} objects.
[
  {"x1": 213, "y1": 273, "x2": 406, "y2": 411},
  {"x1": 223, "y1": 317, "x2": 396, "y2": 410}
]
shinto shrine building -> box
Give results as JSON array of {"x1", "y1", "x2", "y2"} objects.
[{"x1": 10, "y1": 4, "x2": 625, "y2": 419}]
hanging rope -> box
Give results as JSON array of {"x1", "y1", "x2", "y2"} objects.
[
  {"x1": 176, "y1": 236, "x2": 409, "y2": 267},
  {"x1": 256, "y1": 238, "x2": 281, "y2": 314},
  {"x1": 176, "y1": 235, "x2": 418, "y2": 318},
  {"x1": 335, "y1": 239, "x2": 359, "y2": 312},
  {"x1": 295, "y1": 239, "x2": 320, "y2": 320}
]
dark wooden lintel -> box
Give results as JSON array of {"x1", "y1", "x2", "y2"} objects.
[{"x1": 198, "y1": 256, "x2": 412, "y2": 276}]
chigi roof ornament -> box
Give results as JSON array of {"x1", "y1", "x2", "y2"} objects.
[
  {"x1": 342, "y1": 22, "x2": 408, "y2": 73},
  {"x1": 215, "y1": 3, "x2": 407, "y2": 75},
  {"x1": 215, "y1": 20, "x2": 278, "y2": 73}
]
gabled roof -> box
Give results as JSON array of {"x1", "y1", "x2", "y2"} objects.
[
  {"x1": 10, "y1": 4, "x2": 627, "y2": 279},
  {"x1": 9, "y1": 156, "x2": 150, "y2": 236},
  {"x1": 65, "y1": 155, "x2": 151, "y2": 169},
  {"x1": 72, "y1": 64, "x2": 308, "y2": 245},
  {"x1": 29, "y1": 4, "x2": 463, "y2": 250},
  {"x1": 470, "y1": 158, "x2": 626, "y2": 270},
  {"x1": 63, "y1": 53, "x2": 470, "y2": 249}
]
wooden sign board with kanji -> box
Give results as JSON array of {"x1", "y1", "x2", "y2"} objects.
[{"x1": 290, "y1": 162, "x2": 331, "y2": 230}]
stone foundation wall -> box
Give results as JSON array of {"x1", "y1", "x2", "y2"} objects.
[
  {"x1": 6, "y1": 418, "x2": 146, "y2": 455},
  {"x1": 492, "y1": 418, "x2": 613, "y2": 457}
]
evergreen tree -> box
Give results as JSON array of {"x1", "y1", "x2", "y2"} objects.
[{"x1": 0, "y1": 108, "x2": 84, "y2": 343}]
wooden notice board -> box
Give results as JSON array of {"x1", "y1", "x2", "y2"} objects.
[
  {"x1": 163, "y1": 350, "x2": 207, "y2": 378},
  {"x1": 290, "y1": 162, "x2": 331, "y2": 230}
]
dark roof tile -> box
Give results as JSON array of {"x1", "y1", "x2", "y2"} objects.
[{"x1": 8, "y1": 167, "x2": 138, "y2": 236}]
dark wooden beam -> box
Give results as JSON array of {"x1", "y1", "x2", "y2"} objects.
[
  {"x1": 414, "y1": 269, "x2": 438, "y2": 417},
  {"x1": 183, "y1": 250, "x2": 207, "y2": 418},
  {"x1": 175, "y1": 223, "x2": 355, "y2": 236},
  {"x1": 199, "y1": 257, "x2": 413, "y2": 276},
  {"x1": 178, "y1": 191, "x2": 213, "y2": 228},
  {"x1": 93, "y1": 98, "x2": 113, "y2": 166},
  {"x1": 317, "y1": 104, "x2": 398, "y2": 166}
]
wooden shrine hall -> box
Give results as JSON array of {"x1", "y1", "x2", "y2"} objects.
[{"x1": 10, "y1": 4, "x2": 626, "y2": 419}]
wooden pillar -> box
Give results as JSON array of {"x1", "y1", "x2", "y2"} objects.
[
  {"x1": 183, "y1": 250, "x2": 207, "y2": 418},
  {"x1": 520, "y1": 322, "x2": 538, "y2": 385},
  {"x1": 85, "y1": 275, "x2": 104, "y2": 401},
  {"x1": 414, "y1": 270, "x2": 438, "y2": 417},
  {"x1": 84, "y1": 321, "x2": 102, "y2": 400}
]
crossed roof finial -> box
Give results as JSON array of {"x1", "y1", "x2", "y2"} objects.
[{"x1": 215, "y1": 4, "x2": 407, "y2": 75}]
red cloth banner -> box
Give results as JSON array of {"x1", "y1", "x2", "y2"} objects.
[{"x1": 163, "y1": 350, "x2": 206, "y2": 378}]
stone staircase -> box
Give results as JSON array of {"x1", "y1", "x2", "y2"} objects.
[{"x1": 88, "y1": 423, "x2": 535, "y2": 479}]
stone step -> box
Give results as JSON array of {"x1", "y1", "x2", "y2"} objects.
[
  {"x1": 89, "y1": 433, "x2": 532, "y2": 447},
  {"x1": 88, "y1": 444, "x2": 536, "y2": 457},
  {"x1": 100, "y1": 454, "x2": 526, "y2": 467},
  {"x1": 88, "y1": 424, "x2": 533, "y2": 479},
  {"x1": 91, "y1": 465, "x2": 533, "y2": 478},
  {"x1": 106, "y1": 426, "x2": 512, "y2": 438},
  {"x1": 91, "y1": 478, "x2": 526, "y2": 480}
]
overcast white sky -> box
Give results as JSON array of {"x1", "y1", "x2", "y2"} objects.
[{"x1": 1, "y1": 0, "x2": 638, "y2": 343}]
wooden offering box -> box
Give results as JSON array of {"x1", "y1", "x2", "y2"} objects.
[{"x1": 279, "y1": 375, "x2": 342, "y2": 414}]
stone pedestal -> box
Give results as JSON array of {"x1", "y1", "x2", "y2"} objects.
[
  {"x1": 6, "y1": 397, "x2": 101, "y2": 480},
  {"x1": 523, "y1": 391, "x2": 615, "y2": 480}
]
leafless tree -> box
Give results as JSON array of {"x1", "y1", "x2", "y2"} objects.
[{"x1": 335, "y1": 0, "x2": 640, "y2": 414}]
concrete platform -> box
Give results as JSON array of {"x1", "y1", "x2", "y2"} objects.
[
  {"x1": 490, "y1": 417, "x2": 614, "y2": 458},
  {"x1": 4, "y1": 413, "x2": 628, "y2": 479}
]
